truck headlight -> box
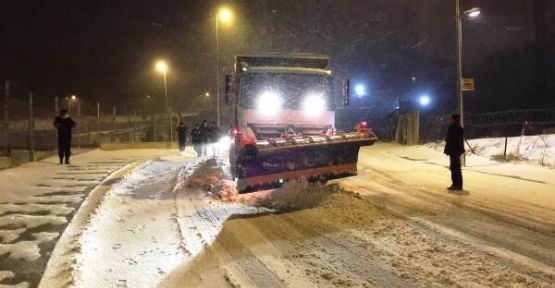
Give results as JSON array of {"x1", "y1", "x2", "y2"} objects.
[
  {"x1": 257, "y1": 91, "x2": 282, "y2": 116},
  {"x1": 302, "y1": 94, "x2": 326, "y2": 116}
]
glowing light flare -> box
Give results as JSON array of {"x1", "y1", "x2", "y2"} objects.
[
  {"x1": 419, "y1": 95, "x2": 431, "y2": 106},
  {"x1": 464, "y1": 7, "x2": 481, "y2": 18},
  {"x1": 302, "y1": 94, "x2": 327, "y2": 117},
  {"x1": 155, "y1": 60, "x2": 168, "y2": 74},
  {"x1": 354, "y1": 84, "x2": 366, "y2": 97},
  {"x1": 217, "y1": 7, "x2": 233, "y2": 24},
  {"x1": 217, "y1": 136, "x2": 232, "y2": 151},
  {"x1": 256, "y1": 91, "x2": 282, "y2": 116}
]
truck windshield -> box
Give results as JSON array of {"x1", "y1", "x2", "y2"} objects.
[{"x1": 241, "y1": 73, "x2": 332, "y2": 110}]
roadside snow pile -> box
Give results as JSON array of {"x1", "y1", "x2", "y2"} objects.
[
  {"x1": 257, "y1": 181, "x2": 348, "y2": 211},
  {"x1": 187, "y1": 158, "x2": 225, "y2": 193},
  {"x1": 187, "y1": 158, "x2": 356, "y2": 211},
  {"x1": 427, "y1": 134, "x2": 555, "y2": 168}
]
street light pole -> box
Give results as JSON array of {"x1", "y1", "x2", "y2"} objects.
[
  {"x1": 215, "y1": 7, "x2": 233, "y2": 127},
  {"x1": 216, "y1": 17, "x2": 221, "y2": 127},
  {"x1": 163, "y1": 70, "x2": 168, "y2": 109},
  {"x1": 456, "y1": 0, "x2": 464, "y2": 127}
]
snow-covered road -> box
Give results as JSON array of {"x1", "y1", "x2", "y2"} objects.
[
  {"x1": 5, "y1": 143, "x2": 555, "y2": 287},
  {"x1": 0, "y1": 149, "x2": 174, "y2": 288}
]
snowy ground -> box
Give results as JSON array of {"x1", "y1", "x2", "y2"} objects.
[
  {"x1": 3, "y1": 142, "x2": 555, "y2": 287},
  {"x1": 34, "y1": 143, "x2": 555, "y2": 288},
  {"x1": 0, "y1": 148, "x2": 176, "y2": 288}
]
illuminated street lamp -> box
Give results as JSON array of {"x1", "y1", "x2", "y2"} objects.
[
  {"x1": 154, "y1": 60, "x2": 169, "y2": 109},
  {"x1": 455, "y1": 1, "x2": 481, "y2": 165},
  {"x1": 205, "y1": 92, "x2": 210, "y2": 97},
  {"x1": 464, "y1": 7, "x2": 481, "y2": 18},
  {"x1": 154, "y1": 60, "x2": 173, "y2": 141},
  {"x1": 455, "y1": 2, "x2": 481, "y2": 128},
  {"x1": 216, "y1": 6, "x2": 234, "y2": 127}
]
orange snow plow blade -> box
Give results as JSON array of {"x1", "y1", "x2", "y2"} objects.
[{"x1": 233, "y1": 132, "x2": 377, "y2": 193}]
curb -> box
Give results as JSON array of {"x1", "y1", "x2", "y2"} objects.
[{"x1": 38, "y1": 160, "x2": 147, "y2": 288}]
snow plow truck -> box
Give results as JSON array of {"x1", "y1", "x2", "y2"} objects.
[{"x1": 224, "y1": 53, "x2": 377, "y2": 193}]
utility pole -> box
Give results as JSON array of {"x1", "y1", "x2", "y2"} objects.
[
  {"x1": 3, "y1": 81, "x2": 10, "y2": 155},
  {"x1": 216, "y1": 18, "x2": 221, "y2": 127},
  {"x1": 455, "y1": 0, "x2": 464, "y2": 128},
  {"x1": 534, "y1": 0, "x2": 546, "y2": 104}
]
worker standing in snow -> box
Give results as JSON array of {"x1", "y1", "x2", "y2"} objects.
[
  {"x1": 176, "y1": 121, "x2": 188, "y2": 154},
  {"x1": 53, "y1": 109, "x2": 76, "y2": 165},
  {"x1": 199, "y1": 120, "x2": 210, "y2": 156},
  {"x1": 191, "y1": 123, "x2": 202, "y2": 157},
  {"x1": 444, "y1": 114, "x2": 465, "y2": 191},
  {"x1": 209, "y1": 121, "x2": 220, "y2": 156}
]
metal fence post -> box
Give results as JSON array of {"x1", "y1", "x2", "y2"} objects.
[
  {"x1": 2, "y1": 80, "x2": 10, "y2": 155},
  {"x1": 28, "y1": 92, "x2": 36, "y2": 161},
  {"x1": 96, "y1": 101, "x2": 100, "y2": 134},
  {"x1": 133, "y1": 110, "x2": 137, "y2": 143},
  {"x1": 127, "y1": 110, "x2": 132, "y2": 142},
  {"x1": 77, "y1": 102, "x2": 81, "y2": 148},
  {"x1": 153, "y1": 114, "x2": 157, "y2": 142},
  {"x1": 111, "y1": 105, "x2": 116, "y2": 142}
]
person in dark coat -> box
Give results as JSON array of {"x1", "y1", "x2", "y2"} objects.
[
  {"x1": 176, "y1": 121, "x2": 188, "y2": 153},
  {"x1": 199, "y1": 120, "x2": 210, "y2": 156},
  {"x1": 191, "y1": 123, "x2": 202, "y2": 157},
  {"x1": 53, "y1": 109, "x2": 76, "y2": 164},
  {"x1": 444, "y1": 114, "x2": 465, "y2": 190},
  {"x1": 208, "y1": 121, "x2": 221, "y2": 156}
]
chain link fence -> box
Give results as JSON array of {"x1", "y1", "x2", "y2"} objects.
[{"x1": 0, "y1": 80, "x2": 199, "y2": 163}]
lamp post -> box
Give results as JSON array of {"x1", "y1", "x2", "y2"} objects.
[
  {"x1": 155, "y1": 60, "x2": 173, "y2": 142},
  {"x1": 216, "y1": 7, "x2": 233, "y2": 127},
  {"x1": 456, "y1": 2, "x2": 481, "y2": 127},
  {"x1": 455, "y1": 1, "x2": 480, "y2": 165}
]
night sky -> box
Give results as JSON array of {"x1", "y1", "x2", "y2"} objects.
[{"x1": 1, "y1": 0, "x2": 553, "y2": 113}]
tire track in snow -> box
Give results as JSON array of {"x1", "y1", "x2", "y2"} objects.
[
  {"x1": 177, "y1": 175, "x2": 286, "y2": 288},
  {"x1": 341, "y1": 164, "x2": 555, "y2": 285}
]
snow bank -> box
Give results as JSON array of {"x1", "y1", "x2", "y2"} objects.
[{"x1": 427, "y1": 134, "x2": 555, "y2": 168}]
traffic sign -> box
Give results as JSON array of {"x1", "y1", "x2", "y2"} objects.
[{"x1": 463, "y1": 78, "x2": 475, "y2": 91}]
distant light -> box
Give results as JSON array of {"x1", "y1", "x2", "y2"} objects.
[
  {"x1": 354, "y1": 84, "x2": 366, "y2": 97},
  {"x1": 419, "y1": 95, "x2": 431, "y2": 106},
  {"x1": 155, "y1": 60, "x2": 168, "y2": 74},
  {"x1": 465, "y1": 7, "x2": 481, "y2": 18},
  {"x1": 70, "y1": 95, "x2": 77, "y2": 100},
  {"x1": 411, "y1": 76, "x2": 417, "y2": 82},
  {"x1": 205, "y1": 92, "x2": 210, "y2": 97},
  {"x1": 278, "y1": 178, "x2": 284, "y2": 184}
]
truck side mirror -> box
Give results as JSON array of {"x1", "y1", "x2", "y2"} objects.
[
  {"x1": 342, "y1": 77, "x2": 350, "y2": 107},
  {"x1": 225, "y1": 74, "x2": 233, "y2": 104}
]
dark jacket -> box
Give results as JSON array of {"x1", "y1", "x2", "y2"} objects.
[
  {"x1": 199, "y1": 125, "x2": 210, "y2": 143},
  {"x1": 177, "y1": 126, "x2": 188, "y2": 143},
  {"x1": 209, "y1": 126, "x2": 220, "y2": 143},
  {"x1": 444, "y1": 123, "x2": 465, "y2": 156},
  {"x1": 191, "y1": 127, "x2": 202, "y2": 144},
  {"x1": 54, "y1": 116, "x2": 76, "y2": 138}
]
